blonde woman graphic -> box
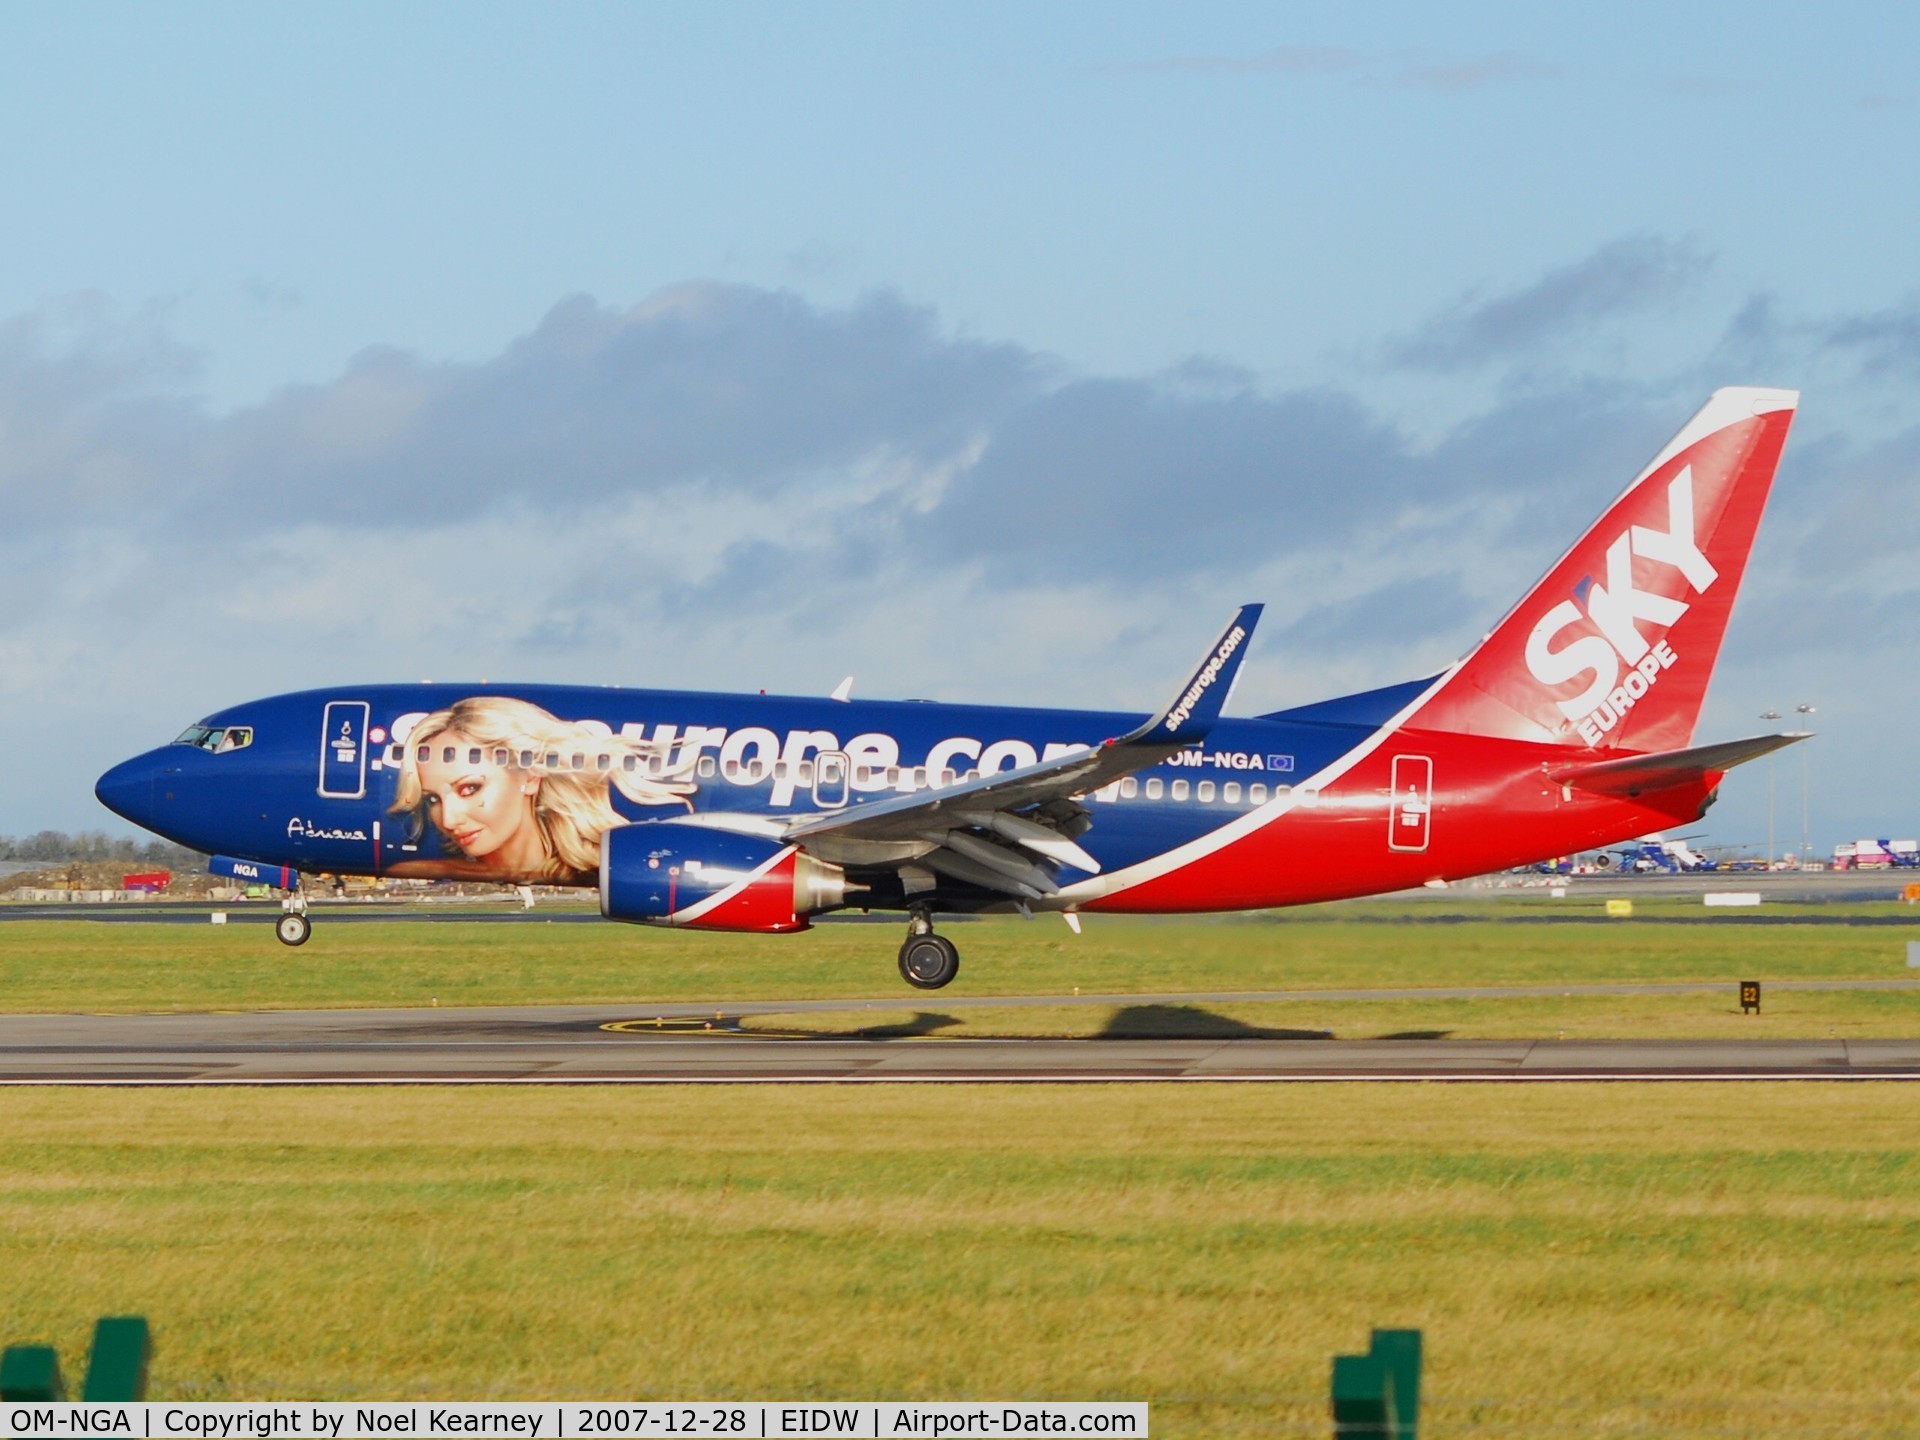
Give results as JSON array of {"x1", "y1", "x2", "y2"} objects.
[{"x1": 388, "y1": 696, "x2": 695, "y2": 884}]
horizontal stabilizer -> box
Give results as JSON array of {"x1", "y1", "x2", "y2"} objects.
[{"x1": 1549, "y1": 732, "x2": 1810, "y2": 797}]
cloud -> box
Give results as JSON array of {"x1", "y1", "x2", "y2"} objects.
[
  {"x1": 1387, "y1": 54, "x2": 1553, "y2": 93},
  {"x1": 1098, "y1": 45, "x2": 1362, "y2": 78},
  {"x1": 1, "y1": 266, "x2": 1915, "y2": 848},
  {"x1": 1822, "y1": 297, "x2": 1920, "y2": 378},
  {"x1": 1391, "y1": 236, "x2": 1713, "y2": 371},
  {"x1": 1098, "y1": 45, "x2": 1546, "y2": 93}
]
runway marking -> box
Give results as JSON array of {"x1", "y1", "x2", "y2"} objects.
[{"x1": 2, "y1": 1072, "x2": 1919, "y2": 1086}]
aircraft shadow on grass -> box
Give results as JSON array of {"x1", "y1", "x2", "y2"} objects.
[
  {"x1": 1096, "y1": 1004, "x2": 1333, "y2": 1041},
  {"x1": 850, "y1": 1012, "x2": 965, "y2": 1039}
]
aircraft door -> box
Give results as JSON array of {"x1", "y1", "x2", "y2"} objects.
[
  {"x1": 319, "y1": 701, "x2": 371, "y2": 798},
  {"x1": 1388, "y1": 754, "x2": 1432, "y2": 853},
  {"x1": 812, "y1": 751, "x2": 850, "y2": 809}
]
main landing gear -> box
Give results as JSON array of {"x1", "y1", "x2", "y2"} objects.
[
  {"x1": 897, "y1": 907, "x2": 959, "y2": 990},
  {"x1": 275, "y1": 888, "x2": 311, "y2": 947}
]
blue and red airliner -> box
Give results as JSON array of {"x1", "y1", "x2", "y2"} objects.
[{"x1": 97, "y1": 388, "x2": 1805, "y2": 988}]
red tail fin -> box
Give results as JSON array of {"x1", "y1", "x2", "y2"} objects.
[{"x1": 1408, "y1": 387, "x2": 1798, "y2": 752}]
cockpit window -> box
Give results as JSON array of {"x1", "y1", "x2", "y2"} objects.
[{"x1": 172, "y1": 725, "x2": 254, "y2": 753}]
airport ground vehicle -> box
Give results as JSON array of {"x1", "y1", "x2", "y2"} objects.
[
  {"x1": 97, "y1": 389, "x2": 1806, "y2": 988},
  {"x1": 1833, "y1": 839, "x2": 1920, "y2": 870},
  {"x1": 1610, "y1": 837, "x2": 1719, "y2": 874}
]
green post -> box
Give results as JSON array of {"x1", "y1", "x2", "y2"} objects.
[
  {"x1": 1331, "y1": 1353, "x2": 1396, "y2": 1438},
  {"x1": 1369, "y1": 1329, "x2": 1422, "y2": 1437},
  {"x1": 82, "y1": 1317, "x2": 151, "y2": 1401},
  {"x1": 0, "y1": 1344, "x2": 68, "y2": 1401}
]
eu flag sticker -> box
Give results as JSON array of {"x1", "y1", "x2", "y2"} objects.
[{"x1": 1266, "y1": 754, "x2": 1295, "y2": 773}]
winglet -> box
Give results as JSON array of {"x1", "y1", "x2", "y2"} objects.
[{"x1": 1140, "y1": 604, "x2": 1263, "y2": 744}]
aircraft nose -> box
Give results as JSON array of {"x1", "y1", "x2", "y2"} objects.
[{"x1": 95, "y1": 750, "x2": 164, "y2": 827}]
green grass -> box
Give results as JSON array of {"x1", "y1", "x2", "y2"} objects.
[
  {"x1": 2, "y1": 1085, "x2": 1917, "y2": 1436},
  {"x1": 1, "y1": 906, "x2": 1918, "y2": 1013}
]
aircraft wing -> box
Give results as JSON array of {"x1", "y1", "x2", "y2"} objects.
[{"x1": 780, "y1": 605, "x2": 1262, "y2": 899}]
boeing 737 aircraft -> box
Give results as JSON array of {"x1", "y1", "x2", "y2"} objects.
[{"x1": 97, "y1": 388, "x2": 1803, "y2": 988}]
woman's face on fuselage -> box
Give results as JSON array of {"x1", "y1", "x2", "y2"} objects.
[{"x1": 413, "y1": 731, "x2": 536, "y2": 862}]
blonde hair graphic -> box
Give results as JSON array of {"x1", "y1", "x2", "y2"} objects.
[{"x1": 391, "y1": 696, "x2": 695, "y2": 882}]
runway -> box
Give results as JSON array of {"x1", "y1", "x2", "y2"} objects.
[{"x1": 3, "y1": 985, "x2": 1917, "y2": 1083}]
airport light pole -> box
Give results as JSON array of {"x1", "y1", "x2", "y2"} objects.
[
  {"x1": 1796, "y1": 704, "x2": 1816, "y2": 863},
  {"x1": 1760, "y1": 709, "x2": 1782, "y2": 865}
]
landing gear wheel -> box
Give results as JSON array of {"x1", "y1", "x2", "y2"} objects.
[
  {"x1": 275, "y1": 912, "x2": 312, "y2": 947},
  {"x1": 898, "y1": 933, "x2": 959, "y2": 990}
]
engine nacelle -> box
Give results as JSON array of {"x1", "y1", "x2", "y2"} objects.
[{"x1": 599, "y1": 821, "x2": 848, "y2": 933}]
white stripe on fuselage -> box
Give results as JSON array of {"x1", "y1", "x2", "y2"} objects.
[{"x1": 1053, "y1": 661, "x2": 1466, "y2": 904}]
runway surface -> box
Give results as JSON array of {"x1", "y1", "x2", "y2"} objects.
[{"x1": 3, "y1": 983, "x2": 1917, "y2": 1083}]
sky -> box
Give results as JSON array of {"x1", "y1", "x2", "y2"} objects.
[{"x1": 3, "y1": 0, "x2": 1917, "y2": 859}]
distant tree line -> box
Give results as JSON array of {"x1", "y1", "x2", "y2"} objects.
[{"x1": 0, "y1": 831, "x2": 205, "y2": 867}]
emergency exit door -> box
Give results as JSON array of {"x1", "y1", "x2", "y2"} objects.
[
  {"x1": 319, "y1": 701, "x2": 370, "y2": 798},
  {"x1": 1388, "y1": 755, "x2": 1432, "y2": 853}
]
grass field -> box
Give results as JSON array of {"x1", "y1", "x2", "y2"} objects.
[
  {"x1": 2, "y1": 1085, "x2": 1917, "y2": 1436},
  {"x1": 2, "y1": 904, "x2": 1917, "y2": 1041}
]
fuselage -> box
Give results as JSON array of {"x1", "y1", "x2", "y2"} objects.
[{"x1": 96, "y1": 679, "x2": 1718, "y2": 915}]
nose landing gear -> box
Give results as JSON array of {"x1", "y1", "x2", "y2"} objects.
[
  {"x1": 275, "y1": 886, "x2": 311, "y2": 947},
  {"x1": 897, "y1": 907, "x2": 959, "y2": 989}
]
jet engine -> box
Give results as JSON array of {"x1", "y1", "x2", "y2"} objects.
[{"x1": 599, "y1": 821, "x2": 850, "y2": 933}]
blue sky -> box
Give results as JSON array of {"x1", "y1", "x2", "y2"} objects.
[{"x1": 3, "y1": 2, "x2": 1916, "y2": 857}]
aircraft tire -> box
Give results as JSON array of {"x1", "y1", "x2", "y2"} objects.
[
  {"x1": 276, "y1": 912, "x2": 312, "y2": 947},
  {"x1": 898, "y1": 933, "x2": 959, "y2": 990}
]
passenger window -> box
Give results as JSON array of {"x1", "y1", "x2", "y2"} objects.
[
  {"x1": 1171, "y1": 780, "x2": 1190, "y2": 801},
  {"x1": 519, "y1": 749, "x2": 535, "y2": 769},
  {"x1": 417, "y1": 745, "x2": 430, "y2": 763},
  {"x1": 941, "y1": 769, "x2": 956, "y2": 787},
  {"x1": 747, "y1": 760, "x2": 765, "y2": 781},
  {"x1": 571, "y1": 753, "x2": 585, "y2": 771},
  {"x1": 798, "y1": 761, "x2": 815, "y2": 784},
  {"x1": 546, "y1": 753, "x2": 562, "y2": 770},
  {"x1": 441, "y1": 746, "x2": 456, "y2": 764},
  {"x1": 774, "y1": 762, "x2": 789, "y2": 781},
  {"x1": 623, "y1": 755, "x2": 637, "y2": 773},
  {"x1": 1197, "y1": 781, "x2": 1215, "y2": 802},
  {"x1": 468, "y1": 748, "x2": 482, "y2": 766},
  {"x1": 1145, "y1": 778, "x2": 1164, "y2": 799},
  {"x1": 1250, "y1": 784, "x2": 1267, "y2": 804},
  {"x1": 1120, "y1": 777, "x2": 1138, "y2": 799},
  {"x1": 493, "y1": 748, "x2": 509, "y2": 767},
  {"x1": 698, "y1": 756, "x2": 716, "y2": 779},
  {"x1": 387, "y1": 745, "x2": 401, "y2": 763},
  {"x1": 1224, "y1": 782, "x2": 1241, "y2": 803},
  {"x1": 885, "y1": 767, "x2": 900, "y2": 786},
  {"x1": 911, "y1": 767, "x2": 926, "y2": 788},
  {"x1": 597, "y1": 754, "x2": 612, "y2": 772},
  {"x1": 1275, "y1": 784, "x2": 1292, "y2": 798},
  {"x1": 724, "y1": 759, "x2": 740, "y2": 780}
]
